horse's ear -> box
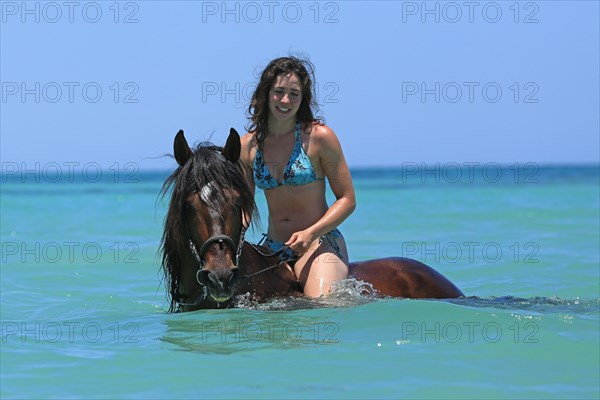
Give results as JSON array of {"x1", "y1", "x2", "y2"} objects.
[
  {"x1": 174, "y1": 130, "x2": 193, "y2": 166},
  {"x1": 222, "y1": 128, "x2": 241, "y2": 163}
]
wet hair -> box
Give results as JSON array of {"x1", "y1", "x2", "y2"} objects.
[{"x1": 246, "y1": 56, "x2": 322, "y2": 145}]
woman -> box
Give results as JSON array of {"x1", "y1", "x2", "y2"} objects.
[{"x1": 240, "y1": 56, "x2": 356, "y2": 298}]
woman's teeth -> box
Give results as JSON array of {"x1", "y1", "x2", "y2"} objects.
[{"x1": 277, "y1": 106, "x2": 291, "y2": 113}]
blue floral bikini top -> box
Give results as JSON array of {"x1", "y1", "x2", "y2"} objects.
[{"x1": 253, "y1": 122, "x2": 323, "y2": 190}]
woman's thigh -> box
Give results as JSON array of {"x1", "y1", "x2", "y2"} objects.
[{"x1": 293, "y1": 230, "x2": 349, "y2": 296}]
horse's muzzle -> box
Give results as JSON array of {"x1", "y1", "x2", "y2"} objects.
[{"x1": 197, "y1": 267, "x2": 240, "y2": 302}]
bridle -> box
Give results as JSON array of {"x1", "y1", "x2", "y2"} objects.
[
  {"x1": 176, "y1": 193, "x2": 294, "y2": 309},
  {"x1": 176, "y1": 193, "x2": 246, "y2": 307},
  {"x1": 187, "y1": 230, "x2": 246, "y2": 285}
]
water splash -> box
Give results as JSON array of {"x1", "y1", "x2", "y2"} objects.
[{"x1": 232, "y1": 278, "x2": 378, "y2": 311}]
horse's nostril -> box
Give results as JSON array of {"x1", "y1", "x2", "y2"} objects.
[
  {"x1": 229, "y1": 267, "x2": 240, "y2": 283},
  {"x1": 198, "y1": 271, "x2": 223, "y2": 289},
  {"x1": 197, "y1": 270, "x2": 210, "y2": 285}
]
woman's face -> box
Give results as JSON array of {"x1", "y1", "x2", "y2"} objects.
[{"x1": 268, "y1": 72, "x2": 303, "y2": 123}]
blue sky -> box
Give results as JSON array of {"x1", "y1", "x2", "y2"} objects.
[{"x1": 1, "y1": 0, "x2": 599, "y2": 170}]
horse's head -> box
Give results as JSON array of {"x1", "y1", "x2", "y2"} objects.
[{"x1": 160, "y1": 128, "x2": 257, "y2": 311}]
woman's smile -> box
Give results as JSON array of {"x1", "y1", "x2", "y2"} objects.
[{"x1": 275, "y1": 105, "x2": 292, "y2": 114}]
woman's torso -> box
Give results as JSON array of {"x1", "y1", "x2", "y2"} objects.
[{"x1": 243, "y1": 123, "x2": 329, "y2": 241}]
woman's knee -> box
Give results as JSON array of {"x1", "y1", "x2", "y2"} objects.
[
  {"x1": 298, "y1": 251, "x2": 348, "y2": 296},
  {"x1": 302, "y1": 259, "x2": 348, "y2": 297}
]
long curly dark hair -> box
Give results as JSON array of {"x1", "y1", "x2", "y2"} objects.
[{"x1": 246, "y1": 56, "x2": 323, "y2": 145}]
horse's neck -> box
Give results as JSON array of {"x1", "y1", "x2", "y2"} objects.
[
  {"x1": 240, "y1": 241, "x2": 277, "y2": 271},
  {"x1": 238, "y1": 241, "x2": 301, "y2": 298}
]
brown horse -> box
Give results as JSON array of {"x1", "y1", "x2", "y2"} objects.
[{"x1": 160, "y1": 129, "x2": 464, "y2": 312}]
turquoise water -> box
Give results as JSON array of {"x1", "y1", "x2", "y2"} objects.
[{"x1": 1, "y1": 165, "x2": 599, "y2": 399}]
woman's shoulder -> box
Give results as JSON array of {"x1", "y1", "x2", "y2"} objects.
[
  {"x1": 305, "y1": 122, "x2": 341, "y2": 148},
  {"x1": 240, "y1": 131, "x2": 257, "y2": 147},
  {"x1": 240, "y1": 131, "x2": 258, "y2": 166}
]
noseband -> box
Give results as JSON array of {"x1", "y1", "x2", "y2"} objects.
[{"x1": 187, "y1": 231, "x2": 246, "y2": 275}]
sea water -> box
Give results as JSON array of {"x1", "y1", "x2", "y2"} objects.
[{"x1": 1, "y1": 164, "x2": 598, "y2": 399}]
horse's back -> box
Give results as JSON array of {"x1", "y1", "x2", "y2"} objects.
[{"x1": 348, "y1": 257, "x2": 464, "y2": 299}]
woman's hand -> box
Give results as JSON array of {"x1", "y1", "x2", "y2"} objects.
[{"x1": 285, "y1": 229, "x2": 317, "y2": 257}]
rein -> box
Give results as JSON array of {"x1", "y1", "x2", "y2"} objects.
[{"x1": 242, "y1": 242, "x2": 296, "y2": 280}]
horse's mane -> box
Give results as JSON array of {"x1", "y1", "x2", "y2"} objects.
[{"x1": 158, "y1": 142, "x2": 258, "y2": 312}]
